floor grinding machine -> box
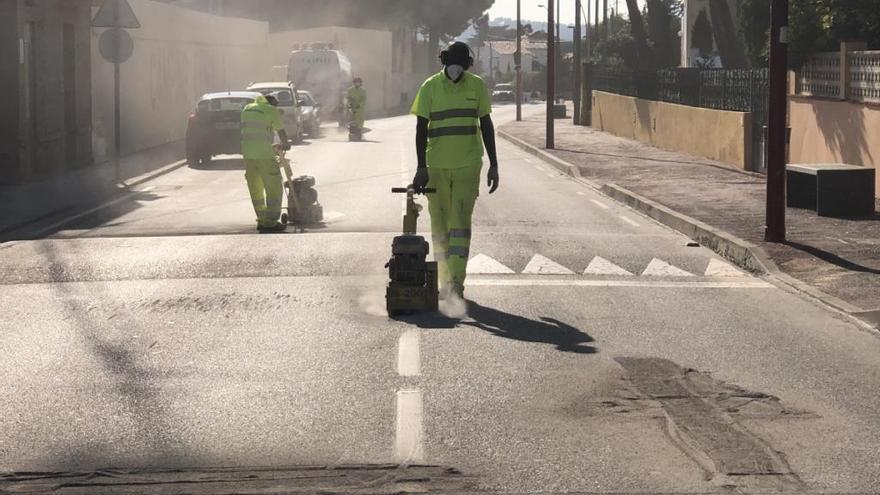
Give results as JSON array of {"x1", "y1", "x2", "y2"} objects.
[
  {"x1": 276, "y1": 147, "x2": 323, "y2": 231},
  {"x1": 386, "y1": 186, "x2": 439, "y2": 316}
]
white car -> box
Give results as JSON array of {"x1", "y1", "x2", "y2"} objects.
[{"x1": 245, "y1": 82, "x2": 304, "y2": 143}]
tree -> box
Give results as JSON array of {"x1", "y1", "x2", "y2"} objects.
[
  {"x1": 738, "y1": 0, "x2": 880, "y2": 69},
  {"x1": 691, "y1": 9, "x2": 714, "y2": 58},
  {"x1": 708, "y1": 0, "x2": 748, "y2": 67},
  {"x1": 625, "y1": 0, "x2": 654, "y2": 69},
  {"x1": 647, "y1": 0, "x2": 681, "y2": 67}
]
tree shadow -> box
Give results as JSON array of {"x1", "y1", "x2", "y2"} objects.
[
  {"x1": 797, "y1": 96, "x2": 875, "y2": 168},
  {"x1": 463, "y1": 301, "x2": 598, "y2": 354}
]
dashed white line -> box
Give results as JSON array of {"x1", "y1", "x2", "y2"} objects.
[
  {"x1": 395, "y1": 389, "x2": 424, "y2": 463},
  {"x1": 397, "y1": 330, "x2": 420, "y2": 377},
  {"x1": 620, "y1": 216, "x2": 640, "y2": 227},
  {"x1": 590, "y1": 199, "x2": 611, "y2": 210},
  {"x1": 576, "y1": 191, "x2": 586, "y2": 196}
]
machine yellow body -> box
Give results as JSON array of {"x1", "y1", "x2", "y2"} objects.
[{"x1": 386, "y1": 186, "x2": 439, "y2": 316}]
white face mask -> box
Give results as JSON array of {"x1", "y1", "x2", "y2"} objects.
[{"x1": 445, "y1": 64, "x2": 465, "y2": 81}]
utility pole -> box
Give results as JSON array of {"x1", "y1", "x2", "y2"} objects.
[
  {"x1": 113, "y1": 2, "x2": 121, "y2": 183},
  {"x1": 574, "y1": 0, "x2": 582, "y2": 124},
  {"x1": 556, "y1": 0, "x2": 561, "y2": 103},
  {"x1": 516, "y1": 0, "x2": 522, "y2": 121},
  {"x1": 585, "y1": 0, "x2": 591, "y2": 58},
  {"x1": 765, "y1": 0, "x2": 788, "y2": 242},
  {"x1": 603, "y1": 0, "x2": 608, "y2": 42},
  {"x1": 546, "y1": 0, "x2": 556, "y2": 149}
]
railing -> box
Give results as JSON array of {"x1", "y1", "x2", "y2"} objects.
[
  {"x1": 797, "y1": 52, "x2": 841, "y2": 99},
  {"x1": 590, "y1": 65, "x2": 768, "y2": 171},
  {"x1": 796, "y1": 47, "x2": 880, "y2": 104},
  {"x1": 849, "y1": 51, "x2": 880, "y2": 104}
]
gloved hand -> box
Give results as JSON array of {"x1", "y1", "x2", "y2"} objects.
[
  {"x1": 412, "y1": 167, "x2": 429, "y2": 192},
  {"x1": 487, "y1": 164, "x2": 499, "y2": 193}
]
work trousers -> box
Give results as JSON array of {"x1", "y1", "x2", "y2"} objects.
[
  {"x1": 244, "y1": 158, "x2": 283, "y2": 228},
  {"x1": 426, "y1": 165, "x2": 481, "y2": 288}
]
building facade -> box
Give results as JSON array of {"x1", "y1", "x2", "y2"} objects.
[{"x1": 0, "y1": 0, "x2": 93, "y2": 185}]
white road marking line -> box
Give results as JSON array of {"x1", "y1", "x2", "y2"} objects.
[
  {"x1": 545, "y1": 172, "x2": 556, "y2": 178},
  {"x1": 576, "y1": 191, "x2": 586, "y2": 196},
  {"x1": 467, "y1": 253, "x2": 516, "y2": 274},
  {"x1": 397, "y1": 330, "x2": 420, "y2": 377},
  {"x1": 467, "y1": 278, "x2": 773, "y2": 289},
  {"x1": 590, "y1": 199, "x2": 611, "y2": 210},
  {"x1": 522, "y1": 254, "x2": 575, "y2": 274},
  {"x1": 584, "y1": 256, "x2": 634, "y2": 276},
  {"x1": 32, "y1": 186, "x2": 156, "y2": 237},
  {"x1": 642, "y1": 258, "x2": 695, "y2": 277},
  {"x1": 620, "y1": 216, "x2": 640, "y2": 227},
  {"x1": 395, "y1": 389, "x2": 424, "y2": 463},
  {"x1": 705, "y1": 258, "x2": 746, "y2": 277}
]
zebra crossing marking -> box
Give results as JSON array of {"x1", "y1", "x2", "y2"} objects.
[{"x1": 642, "y1": 258, "x2": 695, "y2": 277}]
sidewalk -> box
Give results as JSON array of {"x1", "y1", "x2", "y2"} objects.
[
  {"x1": 0, "y1": 141, "x2": 186, "y2": 238},
  {"x1": 500, "y1": 113, "x2": 880, "y2": 325}
]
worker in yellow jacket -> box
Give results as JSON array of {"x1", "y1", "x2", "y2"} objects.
[
  {"x1": 241, "y1": 94, "x2": 290, "y2": 233},
  {"x1": 411, "y1": 41, "x2": 500, "y2": 300}
]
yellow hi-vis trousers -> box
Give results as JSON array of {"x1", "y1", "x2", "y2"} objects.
[
  {"x1": 244, "y1": 158, "x2": 283, "y2": 228},
  {"x1": 427, "y1": 165, "x2": 481, "y2": 288}
]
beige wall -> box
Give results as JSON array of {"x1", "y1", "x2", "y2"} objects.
[
  {"x1": 269, "y1": 27, "x2": 393, "y2": 115},
  {"x1": 591, "y1": 91, "x2": 751, "y2": 170},
  {"x1": 789, "y1": 96, "x2": 880, "y2": 198},
  {"x1": 91, "y1": 0, "x2": 271, "y2": 160}
]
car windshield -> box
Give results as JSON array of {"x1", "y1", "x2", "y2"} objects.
[
  {"x1": 198, "y1": 97, "x2": 253, "y2": 112},
  {"x1": 6, "y1": 2, "x2": 880, "y2": 495}
]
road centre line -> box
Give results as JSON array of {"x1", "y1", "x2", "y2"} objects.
[
  {"x1": 397, "y1": 330, "x2": 420, "y2": 377},
  {"x1": 620, "y1": 216, "x2": 641, "y2": 227},
  {"x1": 590, "y1": 199, "x2": 611, "y2": 210},
  {"x1": 32, "y1": 186, "x2": 156, "y2": 238},
  {"x1": 467, "y1": 278, "x2": 773, "y2": 289},
  {"x1": 576, "y1": 191, "x2": 586, "y2": 196},
  {"x1": 395, "y1": 389, "x2": 424, "y2": 463}
]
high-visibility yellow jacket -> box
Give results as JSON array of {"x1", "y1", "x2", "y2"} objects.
[
  {"x1": 240, "y1": 95, "x2": 283, "y2": 160},
  {"x1": 410, "y1": 71, "x2": 491, "y2": 169}
]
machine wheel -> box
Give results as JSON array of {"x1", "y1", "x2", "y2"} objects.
[
  {"x1": 198, "y1": 154, "x2": 212, "y2": 167},
  {"x1": 281, "y1": 213, "x2": 289, "y2": 225}
]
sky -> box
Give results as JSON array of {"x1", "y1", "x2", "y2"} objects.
[{"x1": 487, "y1": 0, "x2": 645, "y2": 25}]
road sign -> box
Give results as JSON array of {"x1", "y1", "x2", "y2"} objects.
[
  {"x1": 99, "y1": 28, "x2": 134, "y2": 64},
  {"x1": 92, "y1": 0, "x2": 141, "y2": 29}
]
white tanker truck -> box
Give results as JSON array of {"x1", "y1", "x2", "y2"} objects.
[{"x1": 287, "y1": 43, "x2": 353, "y2": 124}]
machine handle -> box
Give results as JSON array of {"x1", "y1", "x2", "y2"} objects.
[{"x1": 392, "y1": 187, "x2": 437, "y2": 194}]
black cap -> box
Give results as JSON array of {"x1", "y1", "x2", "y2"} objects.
[{"x1": 443, "y1": 41, "x2": 472, "y2": 66}]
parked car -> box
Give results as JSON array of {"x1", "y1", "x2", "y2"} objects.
[
  {"x1": 186, "y1": 91, "x2": 261, "y2": 166},
  {"x1": 492, "y1": 83, "x2": 515, "y2": 102},
  {"x1": 296, "y1": 90, "x2": 322, "y2": 137},
  {"x1": 245, "y1": 81, "x2": 304, "y2": 143}
]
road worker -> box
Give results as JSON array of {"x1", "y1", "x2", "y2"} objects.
[
  {"x1": 411, "y1": 40, "x2": 500, "y2": 300},
  {"x1": 241, "y1": 94, "x2": 290, "y2": 233},
  {"x1": 347, "y1": 77, "x2": 367, "y2": 132}
]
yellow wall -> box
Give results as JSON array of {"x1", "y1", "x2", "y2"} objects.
[
  {"x1": 789, "y1": 96, "x2": 880, "y2": 198},
  {"x1": 591, "y1": 91, "x2": 752, "y2": 170},
  {"x1": 91, "y1": 0, "x2": 271, "y2": 160}
]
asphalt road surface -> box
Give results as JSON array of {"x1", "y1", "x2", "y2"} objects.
[{"x1": 2, "y1": 104, "x2": 880, "y2": 494}]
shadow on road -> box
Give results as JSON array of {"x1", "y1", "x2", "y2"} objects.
[
  {"x1": 785, "y1": 240, "x2": 880, "y2": 274},
  {"x1": 397, "y1": 301, "x2": 598, "y2": 354},
  {"x1": 188, "y1": 157, "x2": 246, "y2": 171},
  {"x1": 464, "y1": 301, "x2": 598, "y2": 354}
]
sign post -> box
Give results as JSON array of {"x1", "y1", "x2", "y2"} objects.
[{"x1": 92, "y1": 0, "x2": 140, "y2": 183}]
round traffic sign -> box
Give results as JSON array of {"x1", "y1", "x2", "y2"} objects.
[{"x1": 99, "y1": 28, "x2": 134, "y2": 64}]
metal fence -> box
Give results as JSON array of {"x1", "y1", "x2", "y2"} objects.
[{"x1": 591, "y1": 65, "x2": 769, "y2": 171}]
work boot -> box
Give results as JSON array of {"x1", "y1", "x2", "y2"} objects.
[
  {"x1": 440, "y1": 283, "x2": 464, "y2": 301},
  {"x1": 257, "y1": 222, "x2": 287, "y2": 233}
]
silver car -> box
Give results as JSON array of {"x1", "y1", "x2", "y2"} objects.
[{"x1": 245, "y1": 82, "x2": 304, "y2": 143}]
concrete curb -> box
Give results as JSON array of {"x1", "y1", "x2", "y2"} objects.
[{"x1": 499, "y1": 129, "x2": 878, "y2": 330}]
